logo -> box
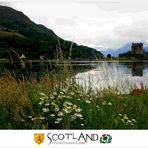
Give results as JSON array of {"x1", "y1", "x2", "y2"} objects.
[
  {"x1": 33, "y1": 132, "x2": 112, "y2": 145},
  {"x1": 34, "y1": 133, "x2": 45, "y2": 145},
  {"x1": 100, "y1": 134, "x2": 112, "y2": 144}
]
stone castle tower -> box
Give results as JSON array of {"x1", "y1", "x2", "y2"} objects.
[{"x1": 131, "y1": 43, "x2": 144, "y2": 55}]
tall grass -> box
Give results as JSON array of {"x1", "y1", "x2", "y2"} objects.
[
  {"x1": 0, "y1": 72, "x2": 147, "y2": 129},
  {"x1": 0, "y1": 59, "x2": 148, "y2": 129}
]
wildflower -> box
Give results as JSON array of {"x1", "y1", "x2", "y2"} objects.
[
  {"x1": 66, "y1": 106, "x2": 72, "y2": 110},
  {"x1": 123, "y1": 114, "x2": 127, "y2": 117},
  {"x1": 67, "y1": 102, "x2": 73, "y2": 106},
  {"x1": 131, "y1": 123, "x2": 135, "y2": 126},
  {"x1": 73, "y1": 105, "x2": 77, "y2": 109},
  {"x1": 32, "y1": 117, "x2": 38, "y2": 121},
  {"x1": 123, "y1": 115, "x2": 128, "y2": 120},
  {"x1": 45, "y1": 103, "x2": 49, "y2": 106},
  {"x1": 50, "y1": 114, "x2": 55, "y2": 117},
  {"x1": 42, "y1": 108, "x2": 49, "y2": 113},
  {"x1": 108, "y1": 102, "x2": 112, "y2": 106},
  {"x1": 56, "y1": 118, "x2": 62, "y2": 122},
  {"x1": 53, "y1": 92, "x2": 57, "y2": 96},
  {"x1": 64, "y1": 108, "x2": 71, "y2": 114},
  {"x1": 58, "y1": 112, "x2": 63, "y2": 116},
  {"x1": 21, "y1": 119, "x2": 25, "y2": 122},
  {"x1": 118, "y1": 113, "x2": 122, "y2": 117},
  {"x1": 81, "y1": 123, "x2": 84, "y2": 126},
  {"x1": 62, "y1": 89, "x2": 66, "y2": 93},
  {"x1": 127, "y1": 120, "x2": 132, "y2": 124},
  {"x1": 121, "y1": 119, "x2": 125, "y2": 123},
  {"x1": 131, "y1": 119, "x2": 137, "y2": 123},
  {"x1": 55, "y1": 121, "x2": 60, "y2": 124},
  {"x1": 40, "y1": 96, "x2": 48, "y2": 100},
  {"x1": 75, "y1": 108, "x2": 82, "y2": 112},
  {"x1": 70, "y1": 115, "x2": 77, "y2": 120},
  {"x1": 39, "y1": 117, "x2": 45, "y2": 120},
  {"x1": 96, "y1": 105, "x2": 100, "y2": 108},
  {"x1": 28, "y1": 116, "x2": 32, "y2": 118},
  {"x1": 102, "y1": 101, "x2": 106, "y2": 106},
  {"x1": 50, "y1": 96, "x2": 55, "y2": 100},
  {"x1": 89, "y1": 97, "x2": 93, "y2": 101},
  {"x1": 39, "y1": 93, "x2": 46, "y2": 96},
  {"x1": 66, "y1": 96, "x2": 71, "y2": 99},
  {"x1": 71, "y1": 92, "x2": 74, "y2": 96},
  {"x1": 60, "y1": 92, "x2": 64, "y2": 95},
  {"x1": 40, "y1": 97, "x2": 45, "y2": 101},
  {"x1": 51, "y1": 102, "x2": 57, "y2": 106},
  {"x1": 63, "y1": 101, "x2": 73, "y2": 107},
  {"x1": 74, "y1": 113, "x2": 82, "y2": 118},
  {"x1": 86, "y1": 100, "x2": 91, "y2": 104},
  {"x1": 54, "y1": 107, "x2": 59, "y2": 112},
  {"x1": 38, "y1": 101, "x2": 44, "y2": 105},
  {"x1": 58, "y1": 95, "x2": 63, "y2": 99}
]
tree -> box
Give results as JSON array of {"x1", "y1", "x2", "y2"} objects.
[{"x1": 107, "y1": 54, "x2": 112, "y2": 59}]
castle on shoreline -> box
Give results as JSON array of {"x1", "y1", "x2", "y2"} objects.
[
  {"x1": 118, "y1": 42, "x2": 148, "y2": 59},
  {"x1": 131, "y1": 43, "x2": 144, "y2": 55}
]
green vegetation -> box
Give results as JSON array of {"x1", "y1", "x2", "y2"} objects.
[
  {"x1": 0, "y1": 63, "x2": 148, "y2": 129},
  {"x1": 0, "y1": 6, "x2": 148, "y2": 130},
  {"x1": 119, "y1": 51, "x2": 147, "y2": 60},
  {"x1": 0, "y1": 6, "x2": 103, "y2": 60}
]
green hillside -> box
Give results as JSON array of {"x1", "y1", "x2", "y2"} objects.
[{"x1": 0, "y1": 5, "x2": 103, "y2": 59}]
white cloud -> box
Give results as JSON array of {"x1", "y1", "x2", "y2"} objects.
[{"x1": 2, "y1": 1, "x2": 148, "y2": 50}]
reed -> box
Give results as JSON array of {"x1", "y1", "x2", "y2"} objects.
[{"x1": 0, "y1": 54, "x2": 148, "y2": 129}]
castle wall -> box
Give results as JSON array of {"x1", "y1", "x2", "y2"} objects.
[{"x1": 131, "y1": 43, "x2": 144, "y2": 55}]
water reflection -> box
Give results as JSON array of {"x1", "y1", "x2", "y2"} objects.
[
  {"x1": 131, "y1": 62, "x2": 144, "y2": 76},
  {"x1": 76, "y1": 61, "x2": 148, "y2": 94},
  {"x1": 0, "y1": 60, "x2": 148, "y2": 93},
  {"x1": 0, "y1": 60, "x2": 95, "y2": 79}
]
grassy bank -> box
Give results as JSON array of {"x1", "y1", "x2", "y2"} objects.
[{"x1": 0, "y1": 66, "x2": 148, "y2": 129}]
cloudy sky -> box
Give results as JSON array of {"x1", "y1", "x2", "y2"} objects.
[{"x1": 1, "y1": 0, "x2": 148, "y2": 50}]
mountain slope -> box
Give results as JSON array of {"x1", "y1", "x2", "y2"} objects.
[{"x1": 0, "y1": 5, "x2": 103, "y2": 59}]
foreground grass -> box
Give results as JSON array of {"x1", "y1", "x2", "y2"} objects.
[{"x1": 0, "y1": 69, "x2": 148, "y2": 129}]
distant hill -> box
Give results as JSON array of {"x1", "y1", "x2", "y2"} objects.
[
  {"x1": 101, "y1": 42, "x2": 148, "y2": 57},
  {"x1": 101, "y1": 43, "x2": 132, "y2": 57},
  {"x1": 144, "y1": 46, "x2": 148, "y2": 52},
  {"x1": 0, "y1": 5, "x2": 103, "y2": 59}
]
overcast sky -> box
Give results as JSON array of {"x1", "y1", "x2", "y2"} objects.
[{"x1": 1, "y1": 1, "x2": 148, "y2": 50}]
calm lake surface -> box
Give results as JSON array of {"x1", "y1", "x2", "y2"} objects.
[
  {"x1": 76, "y1": 61, "x2": 148, "y2": 93},
  {"x1": 0, "y1": 60, "x2": 148, "y2": 93}
]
